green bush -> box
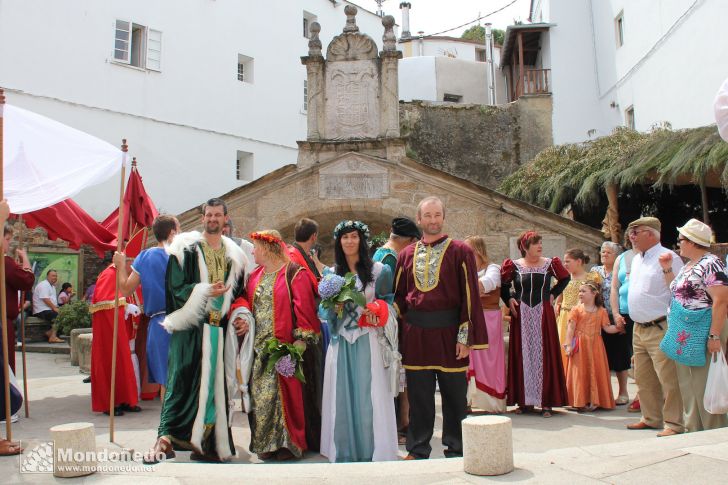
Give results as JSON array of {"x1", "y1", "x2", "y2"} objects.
[{"x1": 56, "y1": 300, "x2": 92, "y2": 336}]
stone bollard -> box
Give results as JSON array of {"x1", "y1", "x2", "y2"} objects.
[
  {"x1": 50, "y1": 422, "x2": 96, "y2": 478},
  {"x1": 70, "y1": 328, "x2": 93, "y2": 366},
  {"x1": 462, "y1": 415, "x2": 514, "y2": 476},
  {"x1": 78, "y1": 334, "x2": 93, "y2": 374}
]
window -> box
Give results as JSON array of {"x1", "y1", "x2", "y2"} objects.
[
  {"x1": 236, "y1": 151, "x2": 254, "y2": 181},
  {"x1": 615, "y1": 11, "x2": 624, "y2": 47},
  {"x1": 303, "y1": 79, "x2": 308, "y2": 111},
  {"x1": 625, "y1": 105, "x2": 635, "y2": 129},
  {"x1": 303, "y1": 11, "x2": 317, "y2": 38},
  {"x1": 475, "y1": 48, "x2": 486, "y2": 62},
  {"x1": 443, "y1": 93, "x2": 462, "y2": 103},
  {"x1": 113, "y1": 20, "x2": 162, "y2": 70},
  {"x1": 237, "y1": 54, "x2": 254, "y2": 83}
]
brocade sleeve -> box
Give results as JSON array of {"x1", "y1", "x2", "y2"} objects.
[
  {"x1": 549, "y1": 257, "x2": 571, "y2": 298},
  {"x1": 500, "y1": 258, "x2": 515, "y2": 303}
]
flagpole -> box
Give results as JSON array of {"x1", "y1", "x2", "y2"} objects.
[
  {"x1": 1, "y1": 88, "x2": 14, "y2": 441},
  {"x1": 17, "y1": 215, "x2": 29, "y2": 418},
  {"x1": 109, "y1": 139, "x2": 127, "y2": 443}
]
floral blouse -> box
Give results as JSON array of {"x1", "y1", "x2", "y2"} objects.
[
  {"x1": 670, "y1": 253, "x2": 728, "y2": 310},
  {"x1": 591, "y1": 265, "x2": 613, "y2": 317}
]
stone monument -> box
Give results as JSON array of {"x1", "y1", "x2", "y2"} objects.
[{"x1": 299, "y1": 6, "x2": 404, "y2": 168}]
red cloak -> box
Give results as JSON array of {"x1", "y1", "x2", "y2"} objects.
[{"x1": 90, "y1": 264, "x2": 138, "y2": 412}]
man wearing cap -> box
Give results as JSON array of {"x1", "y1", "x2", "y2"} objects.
[
  {"x1": 373, "y1": 217, "x2": 421, "y2": 443},
  {"x1": 373, "y1": 217, "x2": 421, "y2": 275},
  {"x1": 394, "y1": 196, "x2": 488, "y2": 460},
  {"x1": 621, "y1": 216, "x2": 685, "y2": 437}
]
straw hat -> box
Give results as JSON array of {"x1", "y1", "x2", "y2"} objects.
[{"x1": 677, "y1": 218, "x2": 712, "y2": 247}]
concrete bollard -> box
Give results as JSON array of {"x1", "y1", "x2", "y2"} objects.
[
  {"x1": 462, "y1": 415, "x2": 514, "y2": 476},
  {"x1": 70, "y1": 328, "x2": 93, "y2": 366},
  {"x1": 50, "y1": 422, "x2": 96, "y2": 478},
  {"x1": 78, "y1": 334, "x2": 93, "y2": 374}
]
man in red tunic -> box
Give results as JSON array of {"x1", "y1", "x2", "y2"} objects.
[
  {"x1": 90, "y1": 260, "x2": 139, "y2": 416},
  {"x1": 287, "y1": 217, "x2": 324, "y2": 290},
  {"x1": 394, "y1": 196, "x2": 488, "y2": 460},
  {"x1": 3, "y1": 222, "x2": 35, "y2": 372}
]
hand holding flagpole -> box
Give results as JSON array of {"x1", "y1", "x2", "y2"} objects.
[
  {"x1": 0, "y1": 88, "x2": 14, "y2": 440},
  {"x1": 109, "y1": 140, "x2": 127, "y2": 443}
]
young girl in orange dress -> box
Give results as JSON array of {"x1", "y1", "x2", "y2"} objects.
[{"x1": 563, "y1": 281, "x2": 618, "y2": 412}]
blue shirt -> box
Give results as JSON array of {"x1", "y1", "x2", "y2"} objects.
[{"x1": 131, "y1": 247, "x2": 168, "y2": 315}]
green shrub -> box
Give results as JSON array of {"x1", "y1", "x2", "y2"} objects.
[{"x1": 56, "y1": 300, "x2": 92, "y2": 336}]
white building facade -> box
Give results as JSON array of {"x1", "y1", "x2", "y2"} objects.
[
  {"x1": 398, "y1": 36, "x2": 508, "y2": 105},
  {"x1": 0, "y1": 0, "x2": 388, "y2": 218},
  {"x1": 528, "y1": 0, "x2": 728, "y2": 144}
]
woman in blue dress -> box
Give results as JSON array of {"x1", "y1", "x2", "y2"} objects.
[{"x1": 320, "y1": 220, "x2": 400, "y2": 463}]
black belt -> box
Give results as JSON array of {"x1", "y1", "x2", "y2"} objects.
[
  {"x1": 635, "y1": 316, "x2": 666, "y2": 330},
  {"x1": 406, "y1": 309, "x2": 460, "y2": 328}
]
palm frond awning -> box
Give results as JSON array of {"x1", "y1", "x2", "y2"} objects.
[{"x1": 499, "y1": 125, "x2": 728, "y2": 213}]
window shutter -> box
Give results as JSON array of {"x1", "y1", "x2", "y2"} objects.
[
  {"x1": 114, "y1": 19, "x2": 131, "y2": 63},
  {"x1": 146, "y1": 29, "x2": 162, "y2": 71}
]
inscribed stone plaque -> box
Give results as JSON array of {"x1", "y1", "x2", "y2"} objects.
[
  {"x1": 325, "y1": 60, "x2": 380, "y2": 140},
  {"x1": 319, "y1": 156, "x2": 388, "y2": 199},
  {"x1": 508, "y1": 234, "x2": 566, "y2": 260}
]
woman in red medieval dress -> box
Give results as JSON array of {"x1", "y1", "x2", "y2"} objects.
[
  {"x1": 243, "y1": 230, "x2": 320, "y2": 460},
  {"x1": 500, "y1": 231, "x2": 571, "y2": 417}
]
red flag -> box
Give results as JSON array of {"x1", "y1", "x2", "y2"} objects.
[
  {"x1": 102, "y1": 164, "x2": 158, "y2": 241},
  {"x1": 18, "y1": 199, "x2": 117, "y2": 257}
]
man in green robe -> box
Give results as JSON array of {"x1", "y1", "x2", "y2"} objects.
[{"x1": 143, "y1": 198, "x2": 250, "y2": 463}]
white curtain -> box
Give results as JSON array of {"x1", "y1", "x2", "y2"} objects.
[{"x1": 2, "y1": 104, "x2": 125, "y2": 213}]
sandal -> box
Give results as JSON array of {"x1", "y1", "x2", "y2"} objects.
[
  {"x1": 48, "y1": 337, "x2": 65, "y2": 344},
  {"x1": 541, "y1": 408, "x2": 553, "y2": 418},
  {"x1": 0, "y1": 439, "x2": 23, "y2": 456},
  {"x1": 513, "y1": 405, "x2": 533, "y2": 415},
  {"x1": 143, "y1": 437, "x2": 175, "y2": 464},
  {"x1": 615, "y1": 395, "x2": 629, "y2": 406}
]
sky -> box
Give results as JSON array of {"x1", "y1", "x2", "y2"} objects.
[{"x1": 353, "y1": 0, "x2": 532, "y2": 36}]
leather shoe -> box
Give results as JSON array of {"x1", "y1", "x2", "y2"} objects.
[
  {"x1": 657, "y1": 428, "x2": 680, "y2": 437},
  {"x1": 626, "y1": 421, "x2": 655, "y2": 430},
  {"x1": 143, "y1": 437, "x2": 176, "y2": 464}
]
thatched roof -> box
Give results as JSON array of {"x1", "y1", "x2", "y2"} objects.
[{"x1": 499, "y1": 125, "x2": 728, "y2": 212}]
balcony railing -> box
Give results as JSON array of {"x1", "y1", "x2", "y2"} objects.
[{"x1": 514, "y1": 68, "x2": 551, "y2": 99}]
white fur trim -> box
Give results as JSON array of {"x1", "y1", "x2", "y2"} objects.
[
  {"x1": 190, "y1": 324, "x2": 212, "y2": 453},
  {"x1": 161, "y1": 282, "x2": 211, "y2": 333},
  {"x1": 189, "y1": 325, "x2": 234, "y2": 460}
]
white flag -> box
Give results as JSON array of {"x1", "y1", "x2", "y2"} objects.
[{"x1": 2, "y1": 104, "x2": 125, "y2": 214}]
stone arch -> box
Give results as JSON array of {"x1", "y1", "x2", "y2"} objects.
[{"x1": 235, "y1": 202, "x2": 407, "y2": 263}]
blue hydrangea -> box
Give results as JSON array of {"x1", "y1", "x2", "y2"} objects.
[
  {"x1": 318, "y1": 274, "x2": 346, "y2": 299},
  {"x1": 274, "y1": 354, "x2": 296, "y2": 378}
]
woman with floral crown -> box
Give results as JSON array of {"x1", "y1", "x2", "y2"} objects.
[
  {"x1": 319, "y1": 220, "x2": 400, "y2": 463},
  {"x1": 235, "y1": 230, "x2": 320, "y2": 461}
]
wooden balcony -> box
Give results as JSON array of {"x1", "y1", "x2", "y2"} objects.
[{"x1": 515, "y1": 68, "x2": 551, "y2": 97}]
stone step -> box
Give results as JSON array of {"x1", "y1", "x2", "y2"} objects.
[{"x1": 16, "y1": 338, "x2": 71, "y2": 355}]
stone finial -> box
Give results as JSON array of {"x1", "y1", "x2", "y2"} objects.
[
  {"x1": 382, "y1": 15, "x2": 396, "y2": 51},
  {"x1": 308, "y1": 21, "x2": 322, "y2": 56},
  {"x1": 343, "y1": 4, "x2": 359, "y2": 33}
]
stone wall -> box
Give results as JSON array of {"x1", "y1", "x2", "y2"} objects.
[
  {"x1": 178, "y1": 153, "x2": 603, "y2": 265},
  {"x1": 400, "y1": 94, "x2": 552, "y2": 190}
]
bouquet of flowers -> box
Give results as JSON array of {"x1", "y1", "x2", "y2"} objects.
[
  {"x1": 318, "y1": 272, "x2": 366, "y2": 317},
  {"x1": 262, "y1": 337, "x2": 305, "y2": 383}
]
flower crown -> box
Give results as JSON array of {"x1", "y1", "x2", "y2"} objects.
[
  {"x1": 249, "y1": 231, "x2": 283, "y2": 245},
  {"x1": 333, "y1": 220, "x2": 370, "y2": 240}
]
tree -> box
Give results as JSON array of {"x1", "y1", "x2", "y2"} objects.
[{"x1": 461, "y1": 25, "x2": 505, "y2": 46}]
